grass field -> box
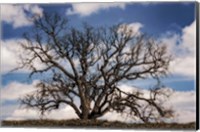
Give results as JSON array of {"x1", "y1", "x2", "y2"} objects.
[{"x1": 1, "y1": 119, "x2": 196, "y2": 130}]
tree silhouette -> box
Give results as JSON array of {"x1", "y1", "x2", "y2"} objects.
[{"x1": 17, "y1": 13, "x2": 173, "y2": 122}]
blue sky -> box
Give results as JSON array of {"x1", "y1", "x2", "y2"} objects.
[
  {"x1": 2, "y1": 2, "x2": 196, "y2": 91},
  {"x1": 2, "y1": 3, "x2": 195, "y2": 39},
  {"x1": 0, "y1": 2, "x2": 196, "y2": 121}
]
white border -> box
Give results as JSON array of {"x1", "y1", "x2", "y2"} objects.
[{"x1": 0, "y1": 0, "x2": 199, "y2": 132}]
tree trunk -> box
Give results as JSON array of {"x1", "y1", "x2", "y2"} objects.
[
  {"x1": 88, "y1": 113, "x2": 99, "y2": 120},
  {"x1": 81, "y1": 109, "x2": 90, "y2": 120},
  {"x1": 79, "y1": 98, "x2": 91, "y2": 120}
]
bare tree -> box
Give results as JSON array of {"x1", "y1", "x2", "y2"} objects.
[{"x1": 17, "y1": 13, "x2": 173, "y2": 122}]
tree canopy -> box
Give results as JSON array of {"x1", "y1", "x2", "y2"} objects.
[{"x1": 17, "y1": 13, "x2": 173, "y2": 122}]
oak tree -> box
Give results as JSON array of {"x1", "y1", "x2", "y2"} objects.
[{"x1": 17, "y1": 13, "x2": 173, "y2": 122}]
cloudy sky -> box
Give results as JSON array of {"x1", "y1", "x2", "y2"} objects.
[{"x1": 0, "y1": 2, "x2": 197, "y2": 123}]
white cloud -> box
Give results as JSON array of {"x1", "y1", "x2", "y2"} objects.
[
  {"x1": 1, "y1": 39, "x2": 49, "y2": 74},
  {"x1": 181, "y1": 20, "x2": 196, "y2": 54},
  {"x1": 1, "y1": 80, "x2": 78, "y2": 121},
  {"x1": 118, "y1": 22, "x2": 143, "y2": 37},
  {"x1": 66, "y1": 3, "x2": 126, "y2": 17},
  {"x1": 1, "y1": 82, "x2": 195, "y2": 123},
  {"x1": 6, "y1": 108, "x2": 40, "y2": 120},
  {"x1": 1, "y1": 80, "x2": 39, "y2": 101},
  {"x1": 161, "y1": 21, "x2": 196, "y2": 78},
  {"x1": 1, "y1": 38, "x2": 82, "y2": 75},
  {"x1": 1, "y1": 4, "x2": 43, "y2": 28},
  {"x1": 1, "y1": 104, "x2": 19, "y2": 119},
  {"x1": 169, "y1": 56, "x2": 195, "y2": 77},
  {"x1": 6, "y1": 105, "x2": 78, "y2": 121},
  {"x1": 164, "y1": 90, "x2": 196, "y2": 123},
  {"x1": 114, "y1": 21, "x2": 195, "y2": 79},
  {"x1": 1, "y1": 39, "x2": 24, "y2": 73}
]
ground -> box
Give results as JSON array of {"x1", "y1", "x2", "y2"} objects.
[{"x1": 1, "y1": 119, "x2": 196, "y2": 130}]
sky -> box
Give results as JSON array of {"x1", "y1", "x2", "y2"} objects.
[{"x1": 0, "y1": 2, "x2": 197, "y2": 123}]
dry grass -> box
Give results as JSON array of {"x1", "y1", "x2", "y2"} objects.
[{"x1": 1, "y1": 119, "x2": 196, "y2": 130}]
